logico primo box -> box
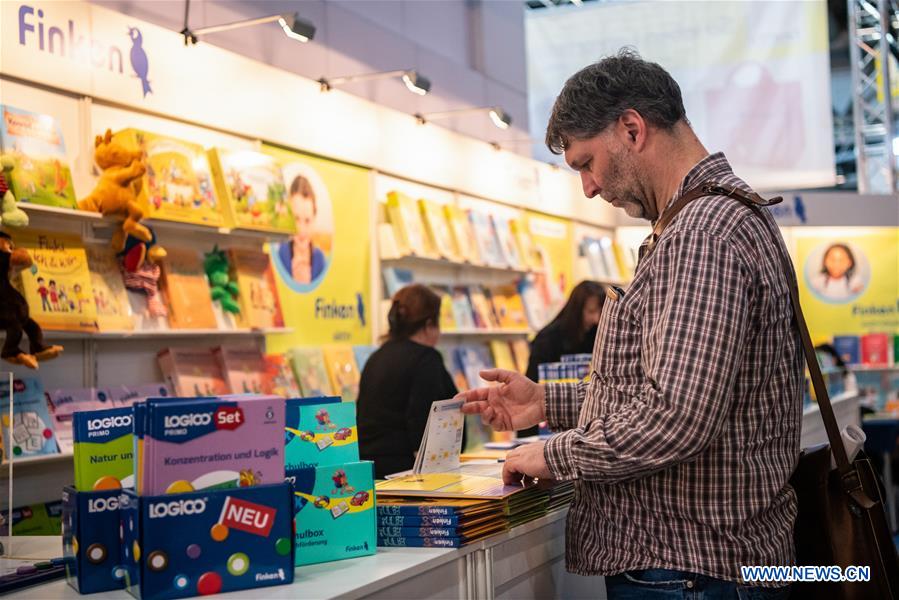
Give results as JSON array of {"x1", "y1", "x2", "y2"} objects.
[
  {"x1": 73, "y1": 407, "x2": 135, "y2": 491},
  {"x1": 121, "y1": 484, "x2": 294, "y2": 600},
  {"x1": 285, "y1": 397, "x2": 359, "y2": 471},
  {"x1": 62, "y1": 487, "x2": 128, "y2": 594},
  {"x1": 288, "y1": 460, "x2": 376, "y2": 566},
  {"x1": 141, "y1": 396, "x2": 284, "y2": 494}
]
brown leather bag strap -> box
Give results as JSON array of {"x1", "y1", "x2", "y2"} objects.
[{"x1": 650, "y1": 180, "x2": 853, "y2": 477}]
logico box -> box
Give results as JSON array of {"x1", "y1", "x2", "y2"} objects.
[
  {"x1": 120, "y1": 484, "x2": 294, "y2": 600},
  {"x1": 284, "y1": 397, "x2": 358, "y2": 471},
  {"x1": 62, "y1": 487, "x2": 128, "y2": 594},
  {"x1": 287, "y1": 460, "x2": 376, "y2": 566},
  {"x1": 141, "y1": 396, "x2": 284, "y2": 495},
  {"x1": 73, "y1": 407, "x2": 135, "y2": 492}
]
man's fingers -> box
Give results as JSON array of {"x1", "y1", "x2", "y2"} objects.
[
  {"x1": 478, "y1": 368, "x2": 517, "y2": 385},
  {"x1": 502, "y1": 461, "x2": 522, "y2": 485},
  {"x1": 460, "y1": 400, "x2": 489, "y2": 415},
  {"x1": 454, "y1": 387, "x2": 489, "y2": 405}
]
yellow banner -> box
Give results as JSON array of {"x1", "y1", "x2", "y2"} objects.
[
  {"x1": 262, "y1": 146, "x2": 371, "y2": 351},
  {"x1": 795, "y1": 227, "x2": 899, "y2": 338}
]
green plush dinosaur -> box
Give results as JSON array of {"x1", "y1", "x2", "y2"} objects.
[
  {"x1": 0, "y1": 156, "x2": 30, "y2": 228},
  {"x1": 203, "y1": 245, "x2": 240, "y2": 314}
]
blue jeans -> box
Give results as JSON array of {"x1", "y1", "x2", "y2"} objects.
[{"x1": 606, "y1": 569, "x2": 791, "y2": 599}]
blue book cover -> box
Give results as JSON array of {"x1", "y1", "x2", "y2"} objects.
[
  {"x1": 453, "y1": 345, "x2": 494, "y2": 390},
  {"x1": 288, "y1": 461, "x2": 376, "y2": 566},
  {"x1": 382, "y1": 267, "x2": 414, "y2": 297},
  {"x1": 377, "y1": 514, "x2": 461, "y2": 527},
  {"x1": 378, "y1": 525, "x2": 461, "y2": 538},
  {"x1": 833, "y1": 336, "x2": 861, "y2": 365},
  {"x1": 0, "y1": 377, "x2": 58, "y2": 458},
  {"x1": 377, "y1": 536, "x2": 463, "y2": 548},
  {"x1": 352, "y1": 346, "x2": 377, "y2": 372}
]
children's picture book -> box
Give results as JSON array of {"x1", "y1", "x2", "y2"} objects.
[
  {"x1": 0, "y1": 378, "x2": 58, "y2": 458},
  {"x1": 489, "y1": 285, "x2": 529, "y2": 330},
  {"x1": 412, "y1": 399, "x2": 465, "y2": 474},
  {"x1": 85, "y1": 244, "x2": 133, "y2": 331},
  {"x1": 45, "y1": 387, "x2": 111, "y2": 454},
  {"x1": 382, "y1": 266, "x2": 414, "y2": 297},
  {"x1": 418, "y1": 199, "x2": 458, "y2": 260},
  {"x1": 230, "y1": 248, "x2": 285, "y2": 329},
  {"x1": 444, "y1": 205, "x2": 481, "y2": 265},
  {"x1": 453, "y1": 345, "x2": 495, "y2": 390},
  {"x1": 509, "y1": 339, "x2": 530, "y2": 374},
  {"x1": 263, "y1": 353, "x2": 302, "y2": 397},
  {"x1": 207, "y1": 148, "x2": 295, "y2": 234},
  {"x1": 352, "y1": 345, "x2": 377, "y2": 373},
  {"x1": 0, "y1": 105, "x2": 77, "y2": 208},
  {"x1": 159, "y1": 247, "x2": 217, "y2": 330},
  {"x1": 386, "y1": 191, "x2": 431, "y2": 257},
  {"x1": 13, "y1": 230, "x2": 98, "y2": 332},
  {"x1": 861, "y1": 333, "x2": 890, "y2": 366},
  {"x1": 467, "y1": 286, "x2": 499, "y2": 330},
  {"x1": 450, "y1": 287, "x2": 476, "y2": 330},
  {"x1": 284, "y1": 398, "x2": 358, "y2": 471},
  {"x1": 468, "y1": 211, "x2": 506, "y2": 267},
  {"x1": 581, "y1": 237, "x2": 612, "y2": 281},
  {"x1": 323, "y1": 345, "x2": 361, "y2": 402},
  {"x1": 108, "y1": 382, "x2": 170, "y2": 408},
  {"x1": 832, "y1": 335, "x2": 861, "y2": 366},
  {"x1": 431, "y1": 285, "x2": 456, "y2": 331},
  {"x1": 510, "y1": 219, "x2": 541, "y2": 271},
  {"x1": 518, "y1": 277, "x2": 549, "y2": 331},
  {"x1": 491, "y1": 215, "x2": 523, "y2": 269},
  {"x1": 600, "y1": 237, "x2": 624, "y2": 282},
  {"x1": 112, "y1": 128, "x2": 224, "y2": 226},
  {"x1": 157, "y1": 347, "x2": 230, "y2": 397},
  {"x1": 489, "y1": 341, "x2": 517, "y2": 372},
  {"x1": 290, "y1": 347, "x2": 334, "y2": 397},
  {"x1": 214, "y1": 345, "x2": 269, "y2": 395}
]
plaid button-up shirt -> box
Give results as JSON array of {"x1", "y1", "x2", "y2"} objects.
[{"x1": 544, "y1": 153, "x2": 803, "y2": 585}]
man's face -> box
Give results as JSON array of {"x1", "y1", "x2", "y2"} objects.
[{"x1": 564, "y1": 132, "x2": 650, "y2": 220}]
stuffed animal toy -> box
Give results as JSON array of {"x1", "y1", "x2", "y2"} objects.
[
  {"x1": 78, "y1": 129, "x2": 151, "y2": 242},
  {"x1": 203, "y1": 246, "x2": 240, "y2": 314},
  {"x1": 0, "y1": 232, "x2": 62, "y2": 369},
  {"x1": 0, "y1": 157, "x2": 29, "y2": 228},
  {"x1": 114, "y1": 223, "x2": 167, "y2": 318}
]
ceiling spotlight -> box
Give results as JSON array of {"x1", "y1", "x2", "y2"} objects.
[
  {"x1": 414, "y1": 106, "x2": 513, "y2": 130},
  {"x1": 318, "y1": 70, "x2": 430, "y2": 95},
  {"x1": 181, "y1": 0, "x2": 315, "y2": 45}
]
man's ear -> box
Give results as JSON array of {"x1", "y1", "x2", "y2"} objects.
[{"x1": 618, "y1": 109, "x2": 646, "y2": 150}]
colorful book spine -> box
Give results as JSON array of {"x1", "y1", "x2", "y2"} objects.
[
  {"x1": 377, "y1": 514, "x2": 461, "y2": 527},
  {"x1": 377, "y1": 536, "x2": 463, "y2": 548},
  {"x1": 376, "y1": 505, "x2": 463, "y2": 517},
  {"x1": 377, "y1": 526, "x2": 463, "y2": 538}
]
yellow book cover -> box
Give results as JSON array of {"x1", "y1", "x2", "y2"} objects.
[
  {"x1": 444, "y1": 205, "x2": 480, "y2": 264},
  {"x1": 13, "y1": 230, "x2": 97, "y2": 332},
  {"x1": 510, "y1": 219, "x2": 542, "y2": 271},
  {"x1": 431, "y1": 285, "x2": 456, "y2": 331},
  {"x1": 489, "y1": 340, "x2": 516, "y2": 371},
  {"x1": 490, "y1": 285, "x2": 529, "y2": 330},
  {"x1": 418, "y1": 199, "x2": 458, "y2": 260},
  {"x1": 85, "y1": 244, "x2": 133, "y2": 331},
  {"x1": 612, "y1": 240, "x2": 635, "y2": 281},
  {"x1": 207, "y1": 148, "x2": 295, "y2": 234},
  {"x1": 159, "y1": 247, "x2": 217, "y2": 330},
  {"x1": 112, "y1": 129, "x2": 224, "y2": 227},
  {"x1": 230, "y1": 249, "x2": 285, "y2": 329},
  {"x1": 386, "y1": 191, "x2": 431, "y2": 257},
  {"x1": 509, "y1": 339, "x2": 530, "y2": 374},
  {"x1": 322, "y1": 345, "x2": 360, "y2": 402},
  {"x1": 290, "y1": 347, "x2": 333, "y2": 397}
]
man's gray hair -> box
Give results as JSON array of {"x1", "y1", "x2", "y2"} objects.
[{"x1": 545, "y1": 48, "x2": 687, "y2": 155}]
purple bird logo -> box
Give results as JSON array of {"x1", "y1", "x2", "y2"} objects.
[{"x1": 128, "y1": 27, "x2": 152, "y2": 98}]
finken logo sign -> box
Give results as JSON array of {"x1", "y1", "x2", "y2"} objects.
[{"x1": 17, "y1": 4, "x2": 153, "y2": 98}]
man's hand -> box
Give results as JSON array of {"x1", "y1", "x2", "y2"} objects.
[
  {"x1": 502, "y1": 441, "x2": 553, "y2": 485},
  {"x1": 457, "y1": 369, "x2": 545, "y2": 431}
]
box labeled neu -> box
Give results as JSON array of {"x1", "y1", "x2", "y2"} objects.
[{"x1": 121, "y1": 483, "x2": 294, "y2": 600}]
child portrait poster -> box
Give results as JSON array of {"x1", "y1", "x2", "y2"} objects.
[
  {"x1": 795, "y1": 227, "x2": 898, "y2": 336},
  {"x1": 262, "y1": 145, "x2": 371, "y2": 350}
]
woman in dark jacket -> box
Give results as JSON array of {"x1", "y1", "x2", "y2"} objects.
[
  {"x1": 358, "y1": 284, "x2": 458, "y2": 478},
  {"x1": 520, "y1": 280, "x2": 606, "y2": 436}
]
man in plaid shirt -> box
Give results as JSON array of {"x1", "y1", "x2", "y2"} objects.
[{"x1": 459, "y1": 49, "x2": 802, "y2": 598}]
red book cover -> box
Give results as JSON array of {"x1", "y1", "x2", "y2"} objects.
[{"x1": 861, "y1": 333, "x2": 890, "y2": 366}]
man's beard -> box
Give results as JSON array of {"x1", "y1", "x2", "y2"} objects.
[{"x1": 604, "y1": 147, "x2": 651, "y2": 220}]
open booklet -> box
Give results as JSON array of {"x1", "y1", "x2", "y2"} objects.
[{"x1": 379, "y1": 398, "x2": 533, "y2": 500}]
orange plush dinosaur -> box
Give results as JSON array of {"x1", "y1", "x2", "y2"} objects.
[{"x1": 78, "y1": 129, "x2": 151, "y2": 242}]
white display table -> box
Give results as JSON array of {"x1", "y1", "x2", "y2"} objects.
[{"x1": 3, "y1": 509, "x2": 601, "y2": 600}]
